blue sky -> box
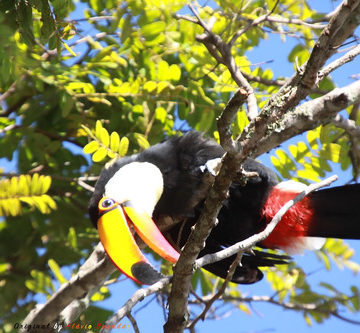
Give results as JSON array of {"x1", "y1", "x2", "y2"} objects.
[{"x1": 1, "y1": 0, "x2": 360, "y2": 332}]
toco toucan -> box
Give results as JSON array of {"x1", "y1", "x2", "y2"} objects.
[{"x1": 89, "y1": 132, "x2": 360, "y2": 285}]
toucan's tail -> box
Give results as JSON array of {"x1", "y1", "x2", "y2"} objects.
[
  {"x1": 261, "y1": 182, "x2": 360, "y2": 252},
  {"x1": 307, "y1": 183, "x2": 360, "y2": 239}
]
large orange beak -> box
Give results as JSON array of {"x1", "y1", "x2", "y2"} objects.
[{"x1": 97, "y1": 197, "x2": 180, "y2": 284}]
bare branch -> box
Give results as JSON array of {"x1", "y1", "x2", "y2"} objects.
[
  {"x1": 332, "y1": 113, "x2": 360, "y2": 139},
  {"x1": 0, "y1": 80, "x2": 18, "y2": 104},
  {"x1": 178, "y1": 4, "x2": 258, "y2": 120},
  {"x1": 301, "y1": 0, "x2": 360, "y2": 89},
  {"x1": 252, "y1": 80, "x2": 360, "y2": 157},
  {"x1": 318, "y1": 44, "x2": 360, "y2": 82},
  {"x1": 259, "y1": 0, "x2": 360, "y2": 118},
  {"x1": 223, "y1": 294, "x2": 360, "y2": 325},
  {"x1": 127, "y1": 313, "x2": 140, "y2": 333},
  {"x1": 187, "y1": 250, "x2": 243, "y2": 331},
  {"x1": 77, "y1": 179, "x2": 95, "y2": 192},
  {"x1": 20, "y1": 243, "x2": 116, "y2": 333},
  {"x1": 164, "y1": 5, "x2": 360, "y2": 326},
  {"x1": 217, "y1": 88, "x2": 249, "y2": 152},
  {"x1": 101, "y1": 277, "x2": 171, "y2": 333},
  {"x1": 174, "y1": 14, "x2": 198, "y2": 24},
  {"x1": 228, "y1": 0, "x2": 281, "y2": 47},
  {"x1": 188, "y1": 4, "x2": 212, "y2": 34},
  {"x1": 265, "y1": 15, "x2": 326, "y2": 29}
]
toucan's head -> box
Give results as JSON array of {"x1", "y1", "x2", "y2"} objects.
[{"x1": 91, "y1": 161, "x2": 180, "y2": 284}]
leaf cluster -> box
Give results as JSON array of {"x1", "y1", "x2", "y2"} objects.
[{"x1": 0, "y1": 174, "x2": 56, "y2": 216}]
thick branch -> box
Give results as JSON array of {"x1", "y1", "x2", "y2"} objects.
[
  {"x1": 20, "y1": 243, "x2": 116, "y2": 333},
  {"x1": 164, "y1": 151, "x2": 243, "y2": 333},
  {"x1": 332, "y1": 113, "x2": 360, "y2": 139},
  {"x1": 252, "y1": 80, "x2": 360, "y2": 157},
  {"x1": 164, "y1": 4, "x2": 360, "y2": 325}
]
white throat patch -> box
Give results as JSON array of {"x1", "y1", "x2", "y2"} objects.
[{"x1": 105, "y1": 162, "x2": 164, "y2": 216}]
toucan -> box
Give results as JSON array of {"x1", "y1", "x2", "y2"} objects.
[{"x1": 88, "y1": 131, "x2": 360, "y2": 285}]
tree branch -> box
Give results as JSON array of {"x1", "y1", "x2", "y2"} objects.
[
  {"x1": 332, "y1": 113, "x2": 360, "y2": 139},
  {"x1": 163, "y1": 5, "x2": 360, "y2": 327},
  {"x1": 318, "y1": 44, "x2": 360, "y2": 82},
  {"x1": 228, "y1": 0, "x2": 281, "y2": 47},
  {"x1": 217, "y1": 88, "x2": 249, "y2": 152},
  {"x1": 101, "y1": 277, "x2": 172, "y2": 333},
  {"x1": 223, "y1": 294, "x2": 360, "y2": 325},
  {"x1": 187, "y1": 250, "x2": 243, "y2": 331},
  {"x1": 181, "y1": 4, "x2": 258, "y2": 120},
  {"x1": 20, "y1": 243, "x2": 116, "y2": 333},
  {"x1": 252, "y1": 79, "x2": 360, "y2": 158}
]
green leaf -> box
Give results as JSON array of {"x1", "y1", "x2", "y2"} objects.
[
  {"x1": 169, "y1": 64, "x2": 181, "y2": 81},
  {"x1": 83, "y1": 141, "x2": 100, "y2": 154},
  {"x1": 110, "y1": 132, "x2": 120, "y2": 152},
  {"x1": 25, "y1": 270, "x2": 54, "y2": 295},
  {"x1": 62, "y1": 41, "x2": 77, "y2": 56},
  {"x1": 134, "y1": 133, "x2": 150, "y2": 150},
  {"x1": 142, "y1": 21, "x2": 166, "y2": 38},
  {"x1": 158, "y1": 60, "x2": 169, "y2": 81},
  {"x1": 119, "y1": 137, "x2": 129, "y2": 156},
  {"x1": 144, "y1": 81, "x2": 157, "y2": 92},
  {"x1": 48, "y1": 259, "x2": 67, "y2": 285},
  {"x1": 320, "y1": 143, "x2": 341, "y2": 163},
  {"x1": 67, "y1": 227, "x2": 78, "y2": 249},
  {"x1": 95, "y1": 120, "x2": 103, "y2": 139},
  {"x1": 92, "y1": 147, "x2": 108, "y2": 162},
  {"x1": 60, "y1": 92, "x2": 74, "y2": 117},
  {"x1": 155, "y1": 107, "x2": 167, "y2": 123},
  {"x1": 41, "y1": 175, "x2": 52, "y2": 193},
  {"x1": 100, "y1": 127, "x2": 110, "y2": 147}
]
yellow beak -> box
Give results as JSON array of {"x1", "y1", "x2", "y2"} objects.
[{"x1": 97, "y1": 197, "x2": 180, "y2": 284}]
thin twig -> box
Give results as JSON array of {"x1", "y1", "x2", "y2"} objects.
[
  {"x1": 318, "y1": 44, "x2": 360, "y2": 83},
  {"x1": 222, "y1": 294, "x2": 360, "y2": 325},
  {"x1": 265, "y1": 15, "x2": 326, "y2": 29},
  {"x1": 229, "y1": 0, "x2": 281, "y2": 47},
  {"x1": 179, "y1": 4, "x2": 258, "y2": 120},
  {"x1": 127, "y1": 313, "x2": 140, "y2": 333},
  {"x1": 187, "y1": 250, "x2": 243, "y2": 330},
  {"x1": 100, "y1": 277, "x2": 171, "y2": 333},
  {"x1": 77, "y1": 179, "x2": 95, "y2": 192}
]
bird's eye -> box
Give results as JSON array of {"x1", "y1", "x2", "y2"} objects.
[{"x1": 102, "y1": 198, "x2": 115, "y2": 208}]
